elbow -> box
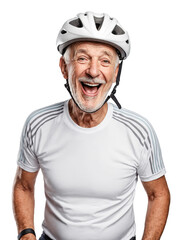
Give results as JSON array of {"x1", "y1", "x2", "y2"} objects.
[
  {"x1": 166, "y1": 188, "x2": 171, "y2": 208},
  {"x1": 13, "y1": 175, "x2": 35, "y2": 194},
  {"x1": 148, "y1": 187, "x2": 171, "y2": 208},
  {"x1": 14, "y1": 178, "x2": 35, "y2": 193}
]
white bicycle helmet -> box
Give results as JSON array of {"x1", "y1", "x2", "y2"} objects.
[{"x1": 56, "y1": 11, "x2": 130, "y2": 60}]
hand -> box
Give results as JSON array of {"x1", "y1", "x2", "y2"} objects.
[{"x1": 20, "y1": 233, "x2": 37, "y2": 240}]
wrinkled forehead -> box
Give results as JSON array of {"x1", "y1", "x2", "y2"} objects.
[{"x1": 70, "y1": 41, "x2": 118, "y2": 58}]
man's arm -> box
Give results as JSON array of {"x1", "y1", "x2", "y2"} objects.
[
  {"x1": 13, "y1": 167, "x2": 39, "y2": 240},
  {"x1": 141, "y1": 176, "x2": 170, "y2": 240}
]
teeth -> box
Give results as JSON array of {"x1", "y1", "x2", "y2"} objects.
[{"x1": 83, "y1": 82, "x2": 100, "y2": 87}]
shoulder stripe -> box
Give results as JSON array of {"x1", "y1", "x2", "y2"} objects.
[
  {"x1": 112, "y1": 105, "x2": 164, "y2": 174},
  {"x1": 113, "y1": 107, "x2": 153, "y2": 153},
  {"x1": 30, "y1": 107, "x2": 64, "y2": 126},
  {"x1": 29, "y1": 108, "x2": 64, "y2": 133},
  {"x1": 24, "y1": 102, "x2": 65, "y2": 148},
  {"x1": 27, "y1": 105, "x2": 64, "y2": 137},
  {"x1": 31, "y1": 110, "x2": 64, "y2": 135},
  {"x1": 26, "y1": 102, "x2": 64, "y2": 125},
  {"x1": 113, "y1": 110, "x2": 149, "y2": 137},
  {"x1": 113, "y1": 111, "x2": 148, "y2": 147},
  {"x1": 113, "y1": 115, "x2": 144, "y2": 147},
  {"x1": 32, "y1": 115, "x2": 63, "y2": 138}
]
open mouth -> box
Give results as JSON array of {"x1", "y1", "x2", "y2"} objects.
[{"x1": 80, "y1": 82, "x2": 102, "y2": 96}]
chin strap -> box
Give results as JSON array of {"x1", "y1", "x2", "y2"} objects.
[
  {"x1": 64, "y1": 79, "x2": 82, "y2": 111},
  {"x1": 104, "y1": 61, "x2": 123, "y2": 109},
  {"x1": 64, "y1": 61, "x2": 123, "y2": 112}
]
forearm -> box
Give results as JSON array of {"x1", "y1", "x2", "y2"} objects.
[
  {"x1": 142, "y1": 193, "x2": 170, "y2": 240},
  {"x1": 13, "y1": 183, "x2": 35, "y2": 233}
]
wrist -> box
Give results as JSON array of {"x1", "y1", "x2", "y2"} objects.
[
  {"x1": 18, "y1": 228, "x2": 36, "y2": 240},
  {"x1": 20, "y1": 233, "x2": 36, "y2": 240}
]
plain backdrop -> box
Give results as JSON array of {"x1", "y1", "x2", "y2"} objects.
[{"x1": 0, "y1": 0, "x2": 186, "y2": 239}]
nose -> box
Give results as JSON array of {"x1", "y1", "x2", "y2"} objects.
[{"x1": 85, "y1": 58, "x2": 100, "y2": 78}]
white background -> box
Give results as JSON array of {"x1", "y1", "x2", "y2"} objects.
[{"x1": 0, "y1": 0, "x2": 186, "y2": 239}]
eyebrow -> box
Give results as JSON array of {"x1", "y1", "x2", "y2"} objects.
[
  {"x1": 74, "y1": 49, "x2": 113, "y2": 58},
  {"x1": 102, "y1": 51, "x2": 113, "y2": 58},
  {"x1": 75, "y1": 49, "x2": 88, "y2": 55}
]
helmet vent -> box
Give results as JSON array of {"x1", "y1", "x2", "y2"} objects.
[
  {"x1": 94, "y1": 16, "x2": 104, "y2": 30},
  {"x1": 126, "y1": 40, "x2": 129, "y2": 44},
  {"x1": 61, "y1": 30, "x2": 67, "y2": 34},
  {"x1": 69, "y1": 18, "x2": 83, "y2": 28},
  {"x1": 112, "y1": 25, "x2": 125, "y2": 35}
]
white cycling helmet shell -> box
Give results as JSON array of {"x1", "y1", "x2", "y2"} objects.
[{"x1": 56, "y1": 11, "x2": 130, "y2": 60}]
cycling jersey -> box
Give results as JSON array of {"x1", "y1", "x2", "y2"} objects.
[{"x1": 17, "y1": 99, "x2": 166, "y2": 240}]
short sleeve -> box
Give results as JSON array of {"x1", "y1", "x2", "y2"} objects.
[
  {"x1": 137, "y1": 121, "x2": 166, "y2": 182},
  {"x1": 17, "y1": 116, "x2": 40, "y2": 172}
]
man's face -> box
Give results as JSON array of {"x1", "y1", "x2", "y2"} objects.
[{"x1": 61, "y1": 42, "x2": 119, "y2": 112}]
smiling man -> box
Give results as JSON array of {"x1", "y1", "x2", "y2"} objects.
[
  {"x1": 60, "y1": 41, "x2": 120, "y2": 126},
  {"x1": 13, "y1": 12, "x2": 170, "y2": 240},
  {"x1": 63, "y1": 42, "x2": 118, "y2": 112}
]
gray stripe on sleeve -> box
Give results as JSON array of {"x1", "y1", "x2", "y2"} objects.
[{"x1": 112, "y1": 116, "x2": 144, "y2": 147}]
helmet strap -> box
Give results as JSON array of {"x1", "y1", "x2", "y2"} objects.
[
  {"x1": 104, "y1": 61, "x2": 123, "y2": 109},
  {"x1": 64, "y1": 61, "x2": 123, "y2": 113},
  {"x1": 64, "y1": 80, "x2": 85, "y2": 111}
]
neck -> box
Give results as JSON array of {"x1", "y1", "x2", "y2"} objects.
[{"x1": 68, "y1": 99, "x2": 108, "y2": 128}]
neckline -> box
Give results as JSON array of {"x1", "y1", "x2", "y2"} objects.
[{"x1": 64, "y1": 99, "x2": 113, "y2": 133}]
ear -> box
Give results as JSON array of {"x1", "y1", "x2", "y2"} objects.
[
  {"x1": 59, "y1": 56, "x2": 68, "y2": 79},
  {"x1": 112, "y1": 64, "x2": 120, "y2": 83}
]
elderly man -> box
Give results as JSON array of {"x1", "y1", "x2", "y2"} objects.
[{"x1": 13, "y1": 12, "x2": 170, "y2": 240}]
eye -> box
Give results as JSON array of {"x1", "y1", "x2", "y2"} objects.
[
  {"x1": 76, "y1": 56, "x2": 89, "y2": 64},
  {"x1": 101, "y1": 59, "x2": 111, "y2": 66},
  {"x1": 78, "y1": 57, "x2": 86, "y2": 61},
  {"x1": 103, "y1": 59, "x2": 110, "y2": 63}
]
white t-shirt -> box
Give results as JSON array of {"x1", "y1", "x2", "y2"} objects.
[{"x1": 17, "y1": 99, "x2": 166, "y2": 240}]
